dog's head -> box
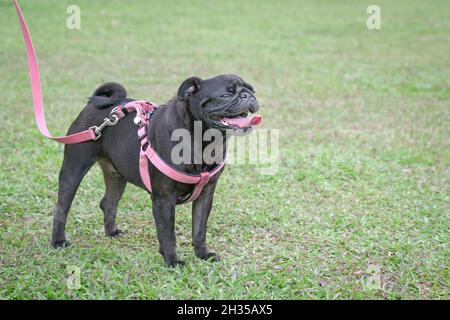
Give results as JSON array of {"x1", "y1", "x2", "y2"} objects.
[{"x1": 177, "y1": 74, "x2": 262, "y2": 133}]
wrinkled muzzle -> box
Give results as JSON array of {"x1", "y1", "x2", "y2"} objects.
[{"x1": 207, "y1": 88, "x2": 262, "y2": 131}]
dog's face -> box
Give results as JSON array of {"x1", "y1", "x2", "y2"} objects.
[{"x1": 177, "y1": 74, "x2": 261, "y2": 133}]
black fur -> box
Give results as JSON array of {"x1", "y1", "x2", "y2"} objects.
[
  {"x1": 50, "y1": 74, "x2": 259, "y2": 266},
  {"x1": 88, "y1": 82, "x2": 127, "y2": 109}
]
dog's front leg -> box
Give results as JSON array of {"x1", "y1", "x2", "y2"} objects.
[
  {"x1": 152, "y1": 195, "x2": 183, "y2": 267},
  {"x1": 192, "y1": 183, "x2": 220, "y2": 261}
]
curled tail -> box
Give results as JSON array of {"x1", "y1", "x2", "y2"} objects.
[{"x1": 89, "y1": 82, "x2": 127, "y2": 109}]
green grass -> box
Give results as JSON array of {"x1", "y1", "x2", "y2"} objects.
[{"x1": 0, "y1": 0, "x2": 449, "y2": 299}]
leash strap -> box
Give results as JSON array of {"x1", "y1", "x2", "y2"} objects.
[{"x1": 14, "y1": 0, "x2": 97, "y2": 143}]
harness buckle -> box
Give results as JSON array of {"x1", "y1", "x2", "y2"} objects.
[
  {"x1": 199, "y1": 172, "x2": 210, "y2": 185},
  {"x1": 89, "y1": 125, "x2": 101, "y2": 140}
]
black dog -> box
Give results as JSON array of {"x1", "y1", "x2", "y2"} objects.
[{"x1": 50, "y1": 74, "x2": 260, "y2": 266}]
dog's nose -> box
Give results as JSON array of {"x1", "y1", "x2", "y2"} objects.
[{"x1": 249, "y1": 106, "x2": 257, "y2": 113}]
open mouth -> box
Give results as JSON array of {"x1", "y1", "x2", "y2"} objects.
[{"x1": 211, "y1": 111, "x2": 262, "y2": 130}]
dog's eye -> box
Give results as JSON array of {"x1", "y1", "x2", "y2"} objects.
[{"x1": 220, "y1": 93, "x2": 232, "y2": 98}]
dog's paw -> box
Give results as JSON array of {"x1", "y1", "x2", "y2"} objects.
[
  {"x1": 162, "y1": 252, "x2": 185, "y2": 267},
  {"x1": 197, "y1": 251, "x2": 221, "y2": 262},
  {"x1": 51, "y1": 240, "x2": 71, "y2": 249},
  {"x1": 107, "y1": 229, "x2": 125, "y2": 238},
  {"x1": 167, "y1": 259, "x2": 186, "y2": 268}
]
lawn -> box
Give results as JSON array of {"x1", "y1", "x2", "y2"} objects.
[{"x1": 0, "y1": 0, "x2": 449, "y2": 299}]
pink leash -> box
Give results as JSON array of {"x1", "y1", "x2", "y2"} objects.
[
  {"x1": 13, "y1": 0, "x2": 225, "y2": 203},
  {"x1": 13, "y1": 0, "x2": 97, "y2": 144}
]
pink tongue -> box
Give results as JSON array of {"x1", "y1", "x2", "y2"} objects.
[{"x1": 223, "y1": 115, "x2": 262, "y2": 128}]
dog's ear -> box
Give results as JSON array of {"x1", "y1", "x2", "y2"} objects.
[{"x1": 178, "y1": 76, "x2": 202, "y2": 101}]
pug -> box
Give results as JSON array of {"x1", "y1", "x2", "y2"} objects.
[{"x1": 50, "y1": 74, "x2": 261, "y2": 266}]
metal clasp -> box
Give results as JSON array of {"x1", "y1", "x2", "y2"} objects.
[
  {"x1": 89, "y1": 114, "x2": 119, "y2": 141},
  {"x1": 109, "y1": 106, "x2": 120, "y2": 116}
]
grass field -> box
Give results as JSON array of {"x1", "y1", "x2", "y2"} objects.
[{"x1": 0, "y1": 0, "x2": 449, "y2": 299}]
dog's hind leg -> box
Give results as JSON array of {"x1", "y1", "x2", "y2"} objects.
[
  {"x1": 98, "y1": 158, "x2": 127, "y2": 237},
  {"x1": 51, "y1": 144, "x2": 97, "y2": 248}
]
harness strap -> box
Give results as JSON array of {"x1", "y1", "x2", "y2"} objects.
[
  {"x1": 144, "y1": 146, "x2": 225, "y2": 184},
  {"x1": 115, "y1": 100, "x2": 226, "y2": 203},
  {"x1": 184, "y1": 172, "x2": 210, "y2": 203},
  {"x1": 139, "y1": 148, "x2": 152, "y2": 192},
  {"x1": 144, "y1": 144, "x2": 225, "y2": 203}
]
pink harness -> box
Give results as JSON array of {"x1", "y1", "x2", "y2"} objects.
[{"x1": 13, "y1": 0, "x2": 225, "y2": 204}]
